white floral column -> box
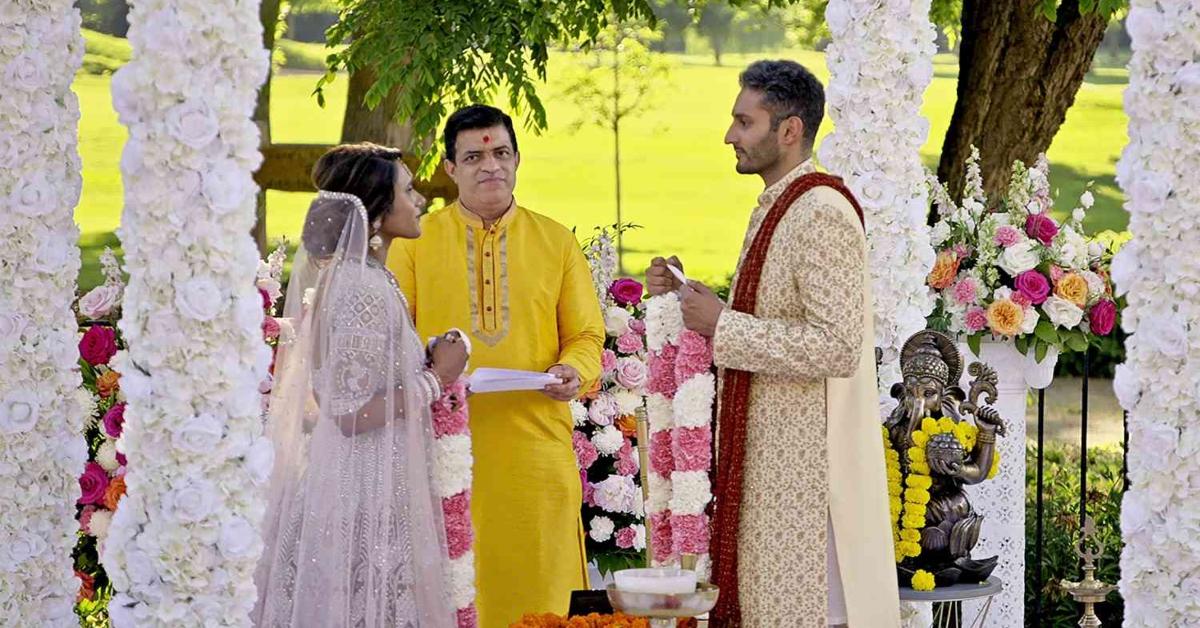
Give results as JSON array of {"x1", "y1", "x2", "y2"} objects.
[
  {"x1": 101, "y1": 0, "x2": 273, "y2": 625},
  {"x1": 1113, "y1": 1, "x2": 1200, "y2": 624},
  {"x1": 0, "y1": 1, "x2": 88, "y2": 624}
]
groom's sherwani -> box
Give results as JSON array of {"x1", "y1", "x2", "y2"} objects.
[{"x1": 709, "y1": 161, "x2": 900, "y2": 627}]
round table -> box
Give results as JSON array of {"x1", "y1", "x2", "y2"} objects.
[{"x1": 899, "y1": 577, "x2": 1003, "y2": 628}]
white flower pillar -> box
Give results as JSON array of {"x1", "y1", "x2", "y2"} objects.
[
  {"x1": 101, "y1": 0, "x2": 273, "y2": 625},
  {"x1": 1114, "y1": 1, "x2": 1200, "y2": 623},
  {"x1": 0, "y1": 1, "x2": 87, "y2": 624}
]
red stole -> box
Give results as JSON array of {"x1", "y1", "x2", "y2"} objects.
[{"x1": 708, "y1": 172, "x2": 864, "y2": 627}]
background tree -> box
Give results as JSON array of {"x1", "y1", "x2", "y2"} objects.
[
  {"x1": 696, "y1": 3, "x2": 736, "y2": 65},
  {"x1": 559, "y1": 21, "x2": 675, "y2": 269}
]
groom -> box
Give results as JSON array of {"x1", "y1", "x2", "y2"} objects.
[{"x1": 646, "y1": 61, "x2": 899, "y2": 627}]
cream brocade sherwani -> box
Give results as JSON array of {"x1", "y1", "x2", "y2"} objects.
[{"x1": 712, "y1": 161, "x2": 900, "y2": 627}]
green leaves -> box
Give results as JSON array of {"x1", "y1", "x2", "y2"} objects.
[
  {"x1": 967, "y1": 332, "x2": 982, "y2": 358},
  {"x1": 1034, "y1": 319, "x2": 1060, "y2": 346}
]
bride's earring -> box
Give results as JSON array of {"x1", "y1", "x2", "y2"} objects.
[{"x1": 369, "y1": 219, "x2": 383, "y2": 250}]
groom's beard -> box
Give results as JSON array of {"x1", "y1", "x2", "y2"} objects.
[{"x1": 734, "y1": 137, "x2": 782, "y2": 175}]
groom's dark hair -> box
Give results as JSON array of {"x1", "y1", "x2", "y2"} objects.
[
  {"x1": 443, "y1": 105, "x2": 519, "y2": 163},
  {"x1": 739, "y1": 60, "x2": 824, "y2": 148}
]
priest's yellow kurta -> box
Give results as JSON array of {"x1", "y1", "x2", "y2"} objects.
[
  {"x1": 389, "y1": 201, "x2": 604, "y2": 628},
  {"x1": 712, "y1": 161, "x2": 900, "y2": 627}
]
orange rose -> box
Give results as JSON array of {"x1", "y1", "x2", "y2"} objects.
[
  {"x1": 103, "y1": 476, "x2": 126, "y2": 511},
  {"x1": 1054, "y1": 273, "x2": 1089, "y2": 307},
  {"x1": 927, "y1": 250, "x2": 961, "y2": 289},
  {"x1": 616, "y1": 415, "x2": 638, "y2": 438},
  {"x1": 986, "y1": 299, "x2": 1025, "y2": 336},
  {"x1": 96, "y1": 369, "x2": 121, "y2": 399}
]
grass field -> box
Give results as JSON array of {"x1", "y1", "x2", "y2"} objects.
[{"x1": 73, "y1": 40, "x2": 1130, "y2": 289}]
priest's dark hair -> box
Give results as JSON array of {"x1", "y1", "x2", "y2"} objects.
[
  {"x1": 739, "y1": 60, "x2": 825, "y2": 149},
  {"x1": 311, "y1": 142, "x2": 405, "y2": 224},
  {"x1": 443, "y1": 104, "x2": 519, "y2": 163}
]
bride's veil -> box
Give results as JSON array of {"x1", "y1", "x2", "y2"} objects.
[{"x1": 253, "y1": 191, "x2": 454, "y2": 627}]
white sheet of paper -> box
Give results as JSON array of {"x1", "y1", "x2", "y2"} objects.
[
  {"x1": 667, "y1": 264, "x2": 689, "y2": 287},
  {"x1": 467, "y1": 368, "x2": 562, "y2": 394}
]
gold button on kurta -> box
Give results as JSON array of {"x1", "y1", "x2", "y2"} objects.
[{"x1": 389, "y1": 202, "x2": 605, "y2": 628}]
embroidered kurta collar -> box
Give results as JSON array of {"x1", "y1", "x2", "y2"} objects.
[
  {"x1": 455, "y1": 199, "x2": 518, "y2": 230},
  {"x1": 756, "y1": 159, "x2": 816, "y2": 209}
]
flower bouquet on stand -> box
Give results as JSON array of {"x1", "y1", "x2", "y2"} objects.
[
  {"x1": 574, "y1": 226, "x2": 649, "y2": 580},
  {"x1": 926, "y1": 149, "x2": 1119, "y2": 361}
]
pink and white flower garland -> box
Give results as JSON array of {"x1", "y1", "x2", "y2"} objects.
[
  {"x1": 644, "y1": 293, "x2": 715, "y2": 574},
  {"x1": 431, "y1": 378, "x2": 478, "y2": 628}
]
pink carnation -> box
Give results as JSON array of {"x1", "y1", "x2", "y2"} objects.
[
  {"x1": 1011, "y1": 291, "x2": 1033, "y2": 307},
  {"x1": 615, "y1": 527, "x2": 638, "y2": 549},
  {"x1": 581, "y1": 470, "x2": 596, "y2": 507},
  {"x1": 675, "y1": 330, "x2": 713, "y2": 381},
  {"x1": 601, "y1": 349, "x2": 618, "y2": 375},
  {"x1": 672, "y1": 426, "x2": 712, "y2": 472},
  {"x1": 951, "y1": 278, "x2": 978, "y2": 305},
  {"x1": 953, "y1": 243, "x2": 972, "y2": 259},
  {"x1": 671, "y1": 513, "x2": 711, "y2": 555},
  {"x1": 262, "y1": 316, "x2": 281, "y2": 340},
  {"x1": 994, "y1": 225, "x2": 1021, "y2": 248},
  {"x1": 650, "y1": 511, "x2": 674, "y2": 564},
  {"x1": 646, "y1": 345, "x2": 678, "y2": 397},
  {"x1": 649, "y1": 430, "x2": 675, "y2": 477},
  {"x1": 629, "y1": 319, "x2": 646, "y2": 335},
  {"x1": 1049, "y1": 265, "x2": 1066, "y2": 283},
  {"x1": 616, "y1": 332, "x2": 644, "y2": 355},
  {"x1": 456, "y1": 605, "x2": 478, "y2": 628},
  {"x1": 574, "y1": 431, "x2": 599, "y2": 470},
  {"x1": 964, "y1": 307, "x2": 988, "y2": 333},
  {"x1": 442, "y1": 492, "x2": 473, "y2": 559},
  {"x1": 616, "y1": 438, "x2": 640, "y2": 476},
  {"x1": 431, "y1": 381, "x2": 469, "y2": 437},
  {"x1": 79, "y1": 505, "x2": 96, "y2": 533}
]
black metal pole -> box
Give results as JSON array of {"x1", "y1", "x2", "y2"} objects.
[
  {"x1": 1080, "y1": 349, "x2": 1090, "y2": 532},
  {"x1": 1035, "y1": 387, "x2": 1046, "y2": 626}
]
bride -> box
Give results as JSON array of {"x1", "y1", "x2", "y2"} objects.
[{"x1": 253, "y1": 143, "x2": 468, "y2": 627}]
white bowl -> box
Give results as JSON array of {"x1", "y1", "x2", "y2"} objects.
[{"x1": 613, "y1": 568, "x2": 698, "y2": 595}]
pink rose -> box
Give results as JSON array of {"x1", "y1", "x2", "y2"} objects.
[
  {"x1": 964, "y1": 307, "x2": 988, "y2": 333},
  {"x1": 1089, "y1": 299, "x2": 1117, "y2": 336},
  {"x1": 78, "y1": 462, "x2": 109, "y2": 505},
  {"x1": 616, "y1": 332, "x2": 644, "y2": 355},
  {"x1": 78, "y1": 285, "x2": 121, "y2": 319},
  {"x1": 79, "y1": 326, "x2": 118, "y2": 366},
  {"x1": 573, "y1": 431, "x2": 599, "y2": 470},
  {"x1": 1015, "y1": 270, "x2": 1050, "y2": 305},
  {"x1": 103, "y1": 403, "x2": 126, "y2": 439},
  {"x1": 672, "y1": 426, "x2": 712, "y2": 472},
  {"x1": 262, "y1": 316, "x2": 281, "y2": 340},
  {"x1": 994, "y1": 225, "x2": 1021, "y2": 248},
  {"x1": 615, "y1": 527, "x2": 637, "y2": 549},
  {"x1": 601, "y1": 349, "x2": 618, "y2": 375},
  {"x1": 671, "y1": 513, "x2": 710, "y2": 555},
  {"x1": 609, "y1": 278, "x2": 645, "y2": 307},
  {"x1": 1025, "y1": 213, "x2": 1059, "y2": 246},
  {"x1": 951, "y1": 278, "x2": 977, "y2": 305},
  {"x1": 587, "y1": 394, "x2": 619, "y2": 427},
  {"x1": 646, "y1": 346, "x2": 678, "y2": 397},
  {"x1": 441, "y1": 492, "x2": 473, "y2": 559},
  {"x1": 649, "y1": 430, "x2": 674, "y2": 477},
  {"x1": 615, "y1": 357, "x2": 648, "y2": 390},
  {"x1": 616, "y1": 438, "x2": 639, "y2": 476}
]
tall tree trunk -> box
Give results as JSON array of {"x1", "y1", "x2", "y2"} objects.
[
  {"x1": 936, "y1": 0, "x2": 1107, "y2": 206},
  {"x1": 340, "y1": 66, "x2": 414, "y2": 147},
  {"x1": 252, "y1": 0, "x2": 283, "y2": 253}
]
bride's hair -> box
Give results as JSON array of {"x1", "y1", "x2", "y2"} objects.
[{"x1": 303, "y1": 143, "x2": 405, "y2": 257}]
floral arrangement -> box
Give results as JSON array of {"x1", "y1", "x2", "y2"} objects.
[
  {"x1": 431, "y1": 378, "x2": 478, "y2": 628},
  {"x1": 511, "y1": 612, "x2": 697, "y2": 627},
  {"x1": 0, "y1": 0, "x2": 87, "y2": 623},
  {"x1": 883, "y1": 419, "x2": 999, "y2": 592},
  {"x1": 644, "y1": 291, "x2": 715, "y2": 574},
  {"x1": 573, "y1": 226, "x2": 649, "y2": 576},
  {"x1": 819, "y1": 0, "x2": 939, "y2": 398},
  {"x1": 1112, "y1": 2, "x2": 1200, "y2": 624},
  {"x1": 254, "y1": 242, "x2": 289, "y2": 417},
  {"x1": 926, "y1": 149, "x2": 1118, "y2": 362}
]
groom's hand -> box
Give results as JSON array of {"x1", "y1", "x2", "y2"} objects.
[
  {"x1": 646, "y1": 256, "x2": 683, "y2": 296},
  {"x1": 681, "y1": 281, "x2": 723, "y2": 338},
  {"x1": 543, "y1": 364, "x2": 581, "y2": 401}
]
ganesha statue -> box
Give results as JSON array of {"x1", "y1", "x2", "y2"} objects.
[{"x1": 882, "y1": 329, "x2": 1005, "y2": 588}]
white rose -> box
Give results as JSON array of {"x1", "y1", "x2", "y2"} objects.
[
  {"x1": 589, "y1": 516, "x2": 615, "y2": 543},
  {"x1": 166, "y1": 101, "x2": 219, "y2": 150},
  {"x1": 96, "y1": 441, "x2": 120, "y2": 472},
  {"x1": 591, "y1": 425, "x2": 624, "y2": 456},
  {"x1": 218, "y1": 516, "x2": 258, "y2": 559},
  {"x1": 88, "y1": 510, "x2": 113, "y2": 539},
  {"x1": 165, "y1": 479, "x2": 219, "y2": 523},
  {"x1": 175, "y1": 276, "x2": 226, "y2": 321},
  {"x1": 569, "y1": 400, "x2": 588, "y2": 427},
  {"x1": 1043, "y1": 296, "x2": 1084, "y2": 329},
  {"x1": 1020, "y1": 306, "x2": 1040, "y2": 335},
  {"x1": 202, "y1": 158, "x2": 253, "y2": 215},
  {"x1": 1125, "y1": 6, "x2": 1164, "y2": 45},
  {"x1": 245, "y1": 436, "x2": 275, "y2": 485},
  {"x1": 0, "y1": 390, "x2": 40, "y2": 434},
  {"x1": 1110, "y1": 244, "x2": 1138, "y2": 296},
  {"x1": 0, "y1": 313, "x2": 28, "y2": 347},
  {"x1": 604, "y1": 306, "x2": 632, "y2": 337},
  {"x1": 9, "y1": 170, "x2": 55, "y2": 216},
  {"x1": 1082, "y1": 271, "x2": 1106, "y2": 298},
  {"x1": 78, "y1": 284, "x2": 121, "y2": 319},
  {"x1": 234, "y1": 291, "x2": 264, "y2": 330},
  {"x1": 172, "y1": 412, "x2": 224, "y2": 452},
  {"x1": 32, "y1": 237, "x2": 71, "y2": 274},
  {"x1": 4, "y1": 53, "x2": 47, "y2": 91},
  {"x1": 998, "y1": 240, "x2": 1039, "y2": 275}
]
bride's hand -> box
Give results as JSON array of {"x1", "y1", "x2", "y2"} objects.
[{"x1": 430, "y1": 332, "x2": 469, "y2": 386}]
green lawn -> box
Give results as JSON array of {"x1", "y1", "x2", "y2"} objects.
[{"x1": 73, "y1": 46, "x2": 1129, "y2": 290}]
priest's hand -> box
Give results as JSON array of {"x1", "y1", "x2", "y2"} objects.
[
  {"x1": 681, "y1": 281, "x2": 723, "y2": 338},
  {"x1": 543, "y1": 364, "x2": 581, "y2": 401},
  {"x1": 646, "y1": 256, "x2": 684, "y2": 296}
]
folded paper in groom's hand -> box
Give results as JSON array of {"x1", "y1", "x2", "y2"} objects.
[{"x1": 467, "y1": 368, "x2": 562, "y2": 394}]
